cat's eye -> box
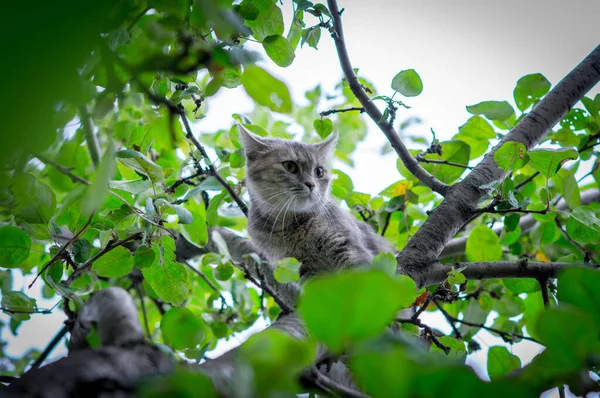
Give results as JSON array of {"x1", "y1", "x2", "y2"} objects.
[
  {"x1": 282, "y1": 161, "x2": 299, "y2": 173},
  {"x1": 315, "y1": 166, "x2": 324, "y2": 178}
]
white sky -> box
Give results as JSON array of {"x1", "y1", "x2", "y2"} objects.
[{"x1": 2, "y1": 0, "x2": 599, "y2": 392}]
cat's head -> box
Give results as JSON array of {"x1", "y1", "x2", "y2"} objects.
[{"x1": 239, "y1": 124, "x2": 337, "y2": 214}]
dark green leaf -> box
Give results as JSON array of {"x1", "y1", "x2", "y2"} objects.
[
  {"x1": 92, "y1": 246, "x2": 134, "y2": 278},
  {"x1": 245, "y1": 1, "x2": 284, "y2": 41},
  {"x1": 0, "y1": 226, "x2": 31, "y2": 269},
  {"x1": 1, "y1": 291, "x2": 36, "y2": 321},
  {"x1": 420, "y1": 140, "x2": 470, "y2": 184},
  {"x1": 161, "y1": 307, "x2": 205, "y2": 350},
  {"x1": 142, "y1": 236, "x2": 190, "y2": 306},
  {"x1": 11, "y1": 173, "x2": 56, "y2": 224},
  {"x1": 116, "y1": 149, "x2": 164, "y2": 183},
  {"x1": 134, "y1": 246, "x2": 156, "y2": 270},
  {"x1": 487, "y1": 346, "x2": 521, "y2": 380},
  {"x1": 566, "y1": 205, "x2": 600, "y2": 245},
  {"x1": 181, "y1": 199, "x2": 208, "y2": 248}
]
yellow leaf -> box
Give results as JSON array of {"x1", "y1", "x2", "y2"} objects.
[
  {"x1": 535, "y1": 252, "x2": 550, "y2": 262},
  {"x1": 393, "y1": 182, "x2": 408, "y2": 197}
]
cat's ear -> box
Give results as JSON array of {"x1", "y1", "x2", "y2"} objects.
[
  {"x1": 238, "y1": 124, "x2": 269, "y2": 155},
  {"x1": 314, "y1": 133, "x2": 338, "y2": 158}
]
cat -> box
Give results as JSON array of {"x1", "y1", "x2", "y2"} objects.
[{"x1": 239, "y1": 125, "x2": 395, "y2": 279}]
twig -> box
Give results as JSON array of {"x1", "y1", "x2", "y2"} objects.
[
  {"x1": 539, "y1": 277, "x2": 550, "y2": 308},
  {"x1": 319, "y1": 106, "x2": 364, "y2": 117},
  {"x1": 432, "y1": 299, "x2": 463, "y2": 339},
  {"x1": 29, "y1": 325, "x2": 68, "y2": 370},
  {"x1": 177, "y1": 104, "x2": 249, "y2": 216},
  {"x1": 34, "y1": 153, "x2": 91, "y2": 185},
  {"x1": 29, "y1": 215, "x2": 94, "y2": 288},
  {"x1": 579, "y1": 131, "x2": 600, "y2": 153},
  {"x1": 238, "y1": 261, "x2": 292, "y2": 314},
  {"x1": 65, "y1": 232, "x2": 143, "y2": 284},
  {"x1": 474, "y1": 204, "x2": 550, "y2": 215},
  {"x1": 78, "y1": 105, "x2": 100, "y2": 168},
  {"x1": 416, "y1": 156, "x2": 474, "y2": 170},
  {"x1": 326, "y1": 0, "x2": 449, "y2": 197},
  {"x1": 558, "y1": 385, "x2": 566, "y2": 398},
  {"x1": 165, "y1": 171, "x2": 202, "y2": 193},
  {"x1": 183, "y1": 261, "x2": 228, "y2": 307},
  {"x1": 397, "y1": 317, "x2": 450, "y2": 355},
  {"x1": 433, "y1": 299, "x2": 540, "y2": 344},
  {"x1": 0, "y1": 307, "x2": 52, "y2": 315},
  {"x1": 380, "y1": 212, "x2": 391, "y2": 236},
  {"x1": 515, "y1": 172, "x2": 539, "y2": 191},
  {"x1": 135, "y1": 284, "x2": 152, "y2": 340},
  {"x1": 309, "y1": 366, "x2": 369, "y2": 398},
  {"x1": 411, "y1": 293, "x2": 436, "y2": 321}
]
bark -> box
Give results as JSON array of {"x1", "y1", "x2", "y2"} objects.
[
  {"x1": 397, "y1": 45, "x2": 600, "y2": 271},
  {"x1": 6, "y1": 22, "x2": 600, "y2": 398},
  {"x1": 440, "y1": 188, "x2": 600, "y2": 258}
]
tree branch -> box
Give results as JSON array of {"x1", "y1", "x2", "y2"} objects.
[
  {"x1": 415, "y1": 261, "x2": 597, "y2": 288},
  {"x1": 398, "y1": 44, "x2": 600, "y2": 271},
  {"x1": 319, "y1": 106, "x2": 364, "y2": 117},
  {"x1": 177, "y1": 104, "x2": 249, "y2": 216},
  {"x1": 78, "y1": 105, "x2": 100, "y2": 168},
  {"x1": 440, "y1": 188, "x2": 600, "y2": 259},
  {"x1": 326, "y1": 0, "x2": 449, "y2": 197}
]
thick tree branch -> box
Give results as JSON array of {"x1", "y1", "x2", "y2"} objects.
[
  {"x1": 398, "y1": 44, "x2": 600, "y2": 270},
  {"x1": 440, "y1": 188, "x2": 600, "y2": 259},
  {"x1": 415, "y1": 261, "x2": 596, "y2": 288},
  {"x1": 326, "y1": 0, "x2": 449, "y2": 196}
]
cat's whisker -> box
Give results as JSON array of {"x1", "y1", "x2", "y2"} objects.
[{"x1": 268, "y1": 195, "x2": 295, "y2": 245}]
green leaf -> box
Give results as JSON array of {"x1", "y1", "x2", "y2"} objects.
[
  {"x1": 181, "y1": 199, "x2": 208, "y2": 248},
  {"x1": 92, "y1": 246, "x2": 134, "y2": 278},
  {"x1": 245, "y1": 1, "x2": 284, "y2": 41},
  {"x1": 116, "y1": 149, "x2": 164, "y2": 183},
  {"x1": 513, "y1": 73, "x2": 551, "y2": 111},
  {"x1": 331, "y1": 169, "x2": 354, "y2": 200},
  {"x1": 72, "y1": 239, "x2": 92, "y2": 263},
  {"x1": 371, "y1": 252, "x2": 397, "y2": 277},
  {"x1": 1, "y1": 291, "x2": 37, "y2": 321},
  {"x1": 299, "y1": 269, "x2": 408, "y2": 351},
  {"x1": 160, "y1": 307, "x2": 205, "y2": 350},
  {"x1": 134, "y1": 246, "x2": 156, "y2": 270},
  {"x1": 527, "y1": 147, "x2": 578, "y2": 178},
  {"x1": 448, "y1": 269, "x2": 466, "y2": 285},
  {"x1": 274, "y1": 257, "x2": 301, "y2": 283},
  {"x1": 301, "y1": 26, "x2": 321, "y2": 49},
  {"x1": 557, "y1": 266, "x2": 600, "y2": 327},
  {"x1": 394, "y1": 275, "x2": 418, "y2": 308},
  {"x1": 11, "y1": 173, "x2": 56, "y2": 224},
  {"x1": 391, "y1": 69, "x2": 423, "y2": 97},
  {"x1": 241, "y1": 329, "x2": 316, "y2": 395},
  {"x1": 0, "y1": 226, "x2": 31, "y2": 269},
  {"x1": 493, "y1": 141, "x2": 529, "y2": 171},
  {"x1": 108, "y1": 179, "x2": 152, "y2": 194},
  {"x1": 82, "y1": 141, "x2": 117, "y2": 216},
  {"x1": 551, "y1": 168, "x2": 581, "y2": 210},
  {"x1": 430, "y1": 336, "x2": 466, "y2": 360},
  {"x1": 466, "y1": 101, "x2": 514, "y2": 121},
  {"x1": 503, "y1": 278, "x2": 539, "y2": 294},
  {"x1": 313, "y1": 118, "x2": 333, "y2": 138},
  {"x1": 566, "y1": 205, "x2": 600, "y2": 245},
  {"x1": 466, "y1": 225, "x2": 502, "y2": 262},
  {"x1": 238, "y1": 0, "x2": 259, "y2": 20},
  {"x1": 420, "y1": 140, "x2": 470, "y2": 184},
  {"x1": 454, "y1": 116, "x2": 496, "y2": 159},
  {"x1": 262, "y1": 35, "x2": 295, "y2": 67},
  {"x1": 487, "y1": 346, "x2": 521, "y2": 380},
  {"x1": 142, "y1": 236, "x2": 190, "y2": 306},
  {"x1": 242, "y1": 66, "x2": 292, "y2": 113},
  {"x1": 214, "y1": 261, "x2": 234, "y2": 281}
]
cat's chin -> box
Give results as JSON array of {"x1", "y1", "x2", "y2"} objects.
[{"x1": 292, "y1": 195, "x2": 321, "y2": 213}]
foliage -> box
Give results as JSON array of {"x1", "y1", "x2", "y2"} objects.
[{"x1": 1, "y1": 0, "x2": 599, "y2": 397}]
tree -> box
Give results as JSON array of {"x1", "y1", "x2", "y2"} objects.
[{"x1": 1, "y1": 0, "x2": 599, "y2": 397}]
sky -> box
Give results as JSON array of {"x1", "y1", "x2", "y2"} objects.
[{"x1": 2, "y1": 0, "x2": 599, "y2": 392}]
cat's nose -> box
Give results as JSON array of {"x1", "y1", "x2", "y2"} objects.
[{"x1": 304, "y1": 181, "x2": 315, "y2": 191}]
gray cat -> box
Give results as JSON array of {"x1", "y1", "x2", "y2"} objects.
[{"x1": 239, "y1": 125, "x2": 394, "y2": 278}]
